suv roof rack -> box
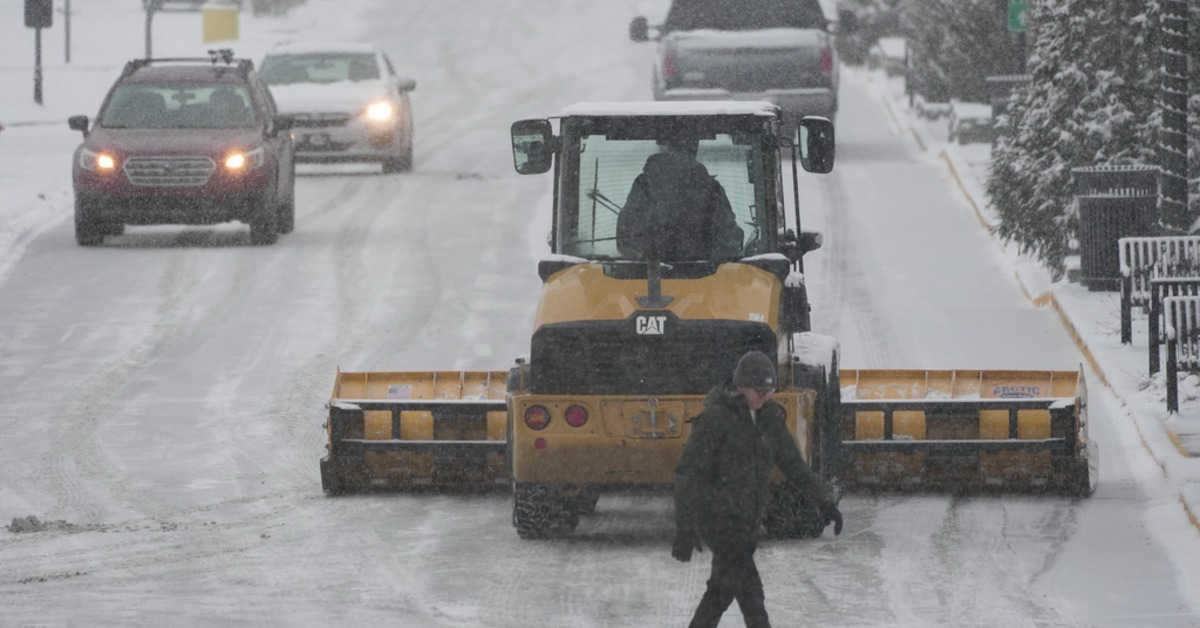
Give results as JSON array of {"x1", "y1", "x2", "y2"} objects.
[{"x1": 120, "y1": 49, "x2": 254, "y2": 79}]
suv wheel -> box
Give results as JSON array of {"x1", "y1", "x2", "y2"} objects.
[
  {"x1": 74, "y1": 198, "x2": 105, "y2": 246},
  {"x1": 249, "y1": 198, "x2": 279, "y2": 245},
  {"x1": 382, "y1": 137, "x2": 413, "y2": 174},
  {"x1": 277, "y1": 166, "x2": 296, "y2": 234}
]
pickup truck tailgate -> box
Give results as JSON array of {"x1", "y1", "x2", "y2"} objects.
[{"x1": 666, "y1": 28, "x2": 832, "y2": 91}]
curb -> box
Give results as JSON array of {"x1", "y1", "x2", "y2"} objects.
[{"x1": 935, "y1": 142, "x2": 1200, "y2": 535}]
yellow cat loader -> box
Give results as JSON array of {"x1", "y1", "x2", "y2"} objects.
[{"x1": 320, "y1": 102, "x2": 1096, "y2": 538}]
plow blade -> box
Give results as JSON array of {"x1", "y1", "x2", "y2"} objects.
[
  {"x1": 837, "y1": 369, "x2": 1096, "y2": 495},
  {"x1": 321, "y1": 370, "x2": 510, "y2": 493}
]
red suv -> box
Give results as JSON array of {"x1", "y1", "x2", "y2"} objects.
[{"x1": 69, "y1": 50, "x2": 295, "y2": 246}]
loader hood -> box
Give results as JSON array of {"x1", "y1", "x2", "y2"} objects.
[
  {"x1": 532, "y1": 261, "x2": 781, "y2": 329},
  {"x1": 526, "y1": 261, "x2": 784, "y2": 396}
]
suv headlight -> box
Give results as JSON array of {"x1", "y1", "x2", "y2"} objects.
[
  {"x1": 79, "y1": 147, "x2": 118, "y2": 172},
  {"x1": 364, "y1": 100, "x2": 396, "y2": 122},
  {"x1": 224, "y1": 146, "x2": 265, "y2": 171}
]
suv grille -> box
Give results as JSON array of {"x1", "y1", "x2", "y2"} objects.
[
  {"x1": 124, "y1": 157, "x2": 216, "y2": 187},
  {"x1": 530, "y1": 319, "x2": 777, "y2": 395},
  {"x1": 290, "y1": 113, "x2": 354, "y2": 128}
]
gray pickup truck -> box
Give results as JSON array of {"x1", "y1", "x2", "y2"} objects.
[{"x1": 630, "y1": 0, "x2": 850, "y2": 128}]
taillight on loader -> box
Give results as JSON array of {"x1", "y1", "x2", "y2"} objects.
[
  {"x1": 565, "y1": 405, "x2": 589, "y2": 428},
  {"x1": 525, "y1": 405, "x2": 551, "y2": 430}
]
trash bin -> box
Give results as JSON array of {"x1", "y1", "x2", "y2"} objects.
[
  {"x1": 202, "y1": 1, "x2": 239, "y2": 44},
  {"x1": 1072, "y1": 165, "x2": 1159, "y2": 291}
]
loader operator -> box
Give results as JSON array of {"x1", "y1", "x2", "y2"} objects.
[
  {"x1": 615, "y1": 135, "x2": 744, "y2": 261},
  {"x1": 673, "y1": 350, "x2": 843, "y2": 628}
]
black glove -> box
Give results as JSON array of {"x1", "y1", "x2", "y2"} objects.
[
  {"x1": 819, "y1": 501, "x2": 843, "y2": 536},
  {"x1": 671, "y1": 529, "x2": 703, "y2": 562}
]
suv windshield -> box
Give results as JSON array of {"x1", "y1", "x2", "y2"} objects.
[
  {"x1": 99, "y1": 83, "x2": 258, "y2": 129},
  {"x1": 664, "y1": 0, "x2": 827, "y2": 32},
  {"x1": 259, "y1": 53, "x2": 380, "y2": 85},
  {"x1": 558, "y1": 118, "x2": 774, "y2": 261}
]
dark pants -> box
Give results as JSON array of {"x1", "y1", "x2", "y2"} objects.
[{"x1": 688, "y1": 534, "x2": 769, "y2": 628}]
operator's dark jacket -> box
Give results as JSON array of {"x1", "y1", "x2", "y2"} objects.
[
  {"x1": 675, "y1": 380, "x2": 830, "y2": 545},
  {"x1": 616, "y1": 151, "x2": 743, "y2": 261}
]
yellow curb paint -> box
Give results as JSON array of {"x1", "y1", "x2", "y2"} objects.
[
  {"x1": 938, "y1": 151, "x2": 994, "y2": 234},
  {"x1": 1036, "y1": 288, "x2": 1167, "y2": 475},
  {"x1": 880, "y1": 95, "x2": 902, "y2": 129},
  {"x1": 938, "y1": 151, "x2": 1180, "y2": 473},
  {"x1": 909, "y1": 127, "x2": 926, "y2": 152},
  {"x1": 1180, "y1": 493, "x2": 1200, "y2": 535},
  {"x1": 879, "y1": 97, "x2": 926, "y2": 152},
  {"x1": 1167, "y1": 431, "x2": 1198, "y2": 459}
]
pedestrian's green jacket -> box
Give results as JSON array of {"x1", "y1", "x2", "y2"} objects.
[{"x1": 674, "y1": 380, "x2": 831, "y2": 539}]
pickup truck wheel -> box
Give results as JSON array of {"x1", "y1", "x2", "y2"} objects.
[{"x1": 74, "y1": 199, "x2": 104, "y2": 246}]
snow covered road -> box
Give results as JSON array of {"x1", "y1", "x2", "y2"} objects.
[{"x1": 1, "y1": 1, "x2": 1197, "y2": 626}]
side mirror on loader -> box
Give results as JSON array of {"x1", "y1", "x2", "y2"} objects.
[
  {"x1": 781, "y1": 229, "x2": 824, "y2": 263},
  {"x1": 798, "y1": 117, "x2": 835, "y2": 174},
  {"x1": 511, "y1": 119, "x2": 555, "y2": 175},
  {"x1": 629, "y1": 16, "x2": 650, "y2": 42}
]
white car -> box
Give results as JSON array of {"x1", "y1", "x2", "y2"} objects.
[{"x1": 260, "y1": 42, "x2": 416, "y2": 173}]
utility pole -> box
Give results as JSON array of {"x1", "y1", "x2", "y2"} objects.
[
  {"x1": 145, "y1": 1, "x2": 162, "y2": 58},
  {"x1": 63, "y1": 0, "x2": 71, "y2": 63},
  {"x1": 1159, "y1": 0, "x2": 1189, "y2": 231},
  {"x1": 1007, "y1": 0, "x2": 1028, "y2": 74},
  {"x1": 25, "y1": 0, "x2": 53, "y2": 105}
]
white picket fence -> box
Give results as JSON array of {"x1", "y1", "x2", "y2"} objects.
[
  {"x1": 1118, "y1": 235, "x2": 1200, "y2": 344},
  {"x1": 1164, "y1": 295, "x2": 1200, "y2": 413}
]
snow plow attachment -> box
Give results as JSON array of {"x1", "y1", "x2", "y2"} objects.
[
  {"x1": 320, "y1": 370, "x2": 510, "y2": 493},
  {"x1": 837, "y1": 368, "x2": 1096, "y2": 495}
]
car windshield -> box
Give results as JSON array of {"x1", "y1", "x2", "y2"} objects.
[
  {"x1": 664, "y1": 0, "x2": 827, "y2": 32},
  {"x1": 98, "y1": 83, "x2": 257, "y2": 129},
  {"x1": 259, "y1": 52, "x2": 380, "y2": 85},
  {"x1": 557, "y1": 119, "x2": 774, "y2": 261}
]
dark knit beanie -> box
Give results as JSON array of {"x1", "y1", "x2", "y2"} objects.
[{"x1": 732, "y1": 350, "x2": 776, "y2": 389}]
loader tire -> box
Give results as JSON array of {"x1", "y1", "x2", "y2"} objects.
[
  {"x1": 764, "y1": 484, "x2": 824, "y2": 538},
  {"x1": 574, "y1": 488, "x2": 600, "y2": 515},
  {"x1": 513, "y1": 483, "x2": 579, "y2": 539}
]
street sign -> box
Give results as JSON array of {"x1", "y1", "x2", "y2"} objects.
[
  {"x1": 25, "y1": 0, "x2": 52, "y2": 28},
  {"x1": 1008, "y1": 0, "x2": 1028, "y2": 32}
]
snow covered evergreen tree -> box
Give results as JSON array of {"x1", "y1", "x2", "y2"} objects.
[
  {"x1": 1189, "y1": 2, "x2": 1199, "y2": 231},
  {"x1": 987, "y1": 0, "x2": 1163, "y2": 275},
  {"x1": 902, "y1": 0, "x2": 1022, "y2": 103}
]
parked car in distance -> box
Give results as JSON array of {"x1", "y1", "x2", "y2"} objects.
[
  {"x1": 867, "y1": 36, "x2": 907, "y2": 77},
  {"x1": 947, "y1": 99, "x2": 994, "y2": 144},
  {"x1": 259, "y1": 42, "x2": 416, "y2": 173},
  {"x1": 68, "y1": 49, "x2": 296, "y2": 246}
]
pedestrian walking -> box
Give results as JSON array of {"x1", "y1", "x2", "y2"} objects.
[{"x1": 673, "y1": 349, "x2": 843, "y2": 627}]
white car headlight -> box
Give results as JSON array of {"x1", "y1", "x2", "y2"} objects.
[
  {"x1": 80, "y1": 147, "x2": 118, "y2": 172},
  {"x1": 224, "y1": 146, "x2": 265, "y2": 171},
  {"x1": 365, "y1": 100, "x2": 396, "y2": 122}
]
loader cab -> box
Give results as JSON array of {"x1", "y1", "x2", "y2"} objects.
[{"x1": 510, "y1": 102, "x2": 834, "y2": 273}]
